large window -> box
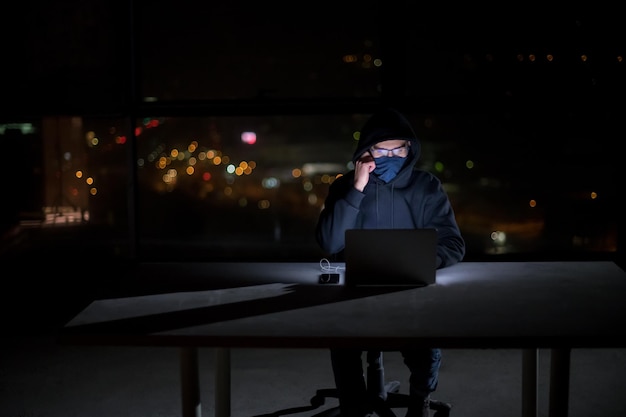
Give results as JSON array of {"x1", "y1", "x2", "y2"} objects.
[{"x1": 1, "y1": 3, "x2": 623, "y2": 264}]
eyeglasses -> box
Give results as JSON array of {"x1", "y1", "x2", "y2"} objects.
[{"x1": 370, "y1": 143, "x2": 409, "y2": 158}]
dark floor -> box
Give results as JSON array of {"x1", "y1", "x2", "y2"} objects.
[{"x1": 2, "y1": 335, "x2": 626, "y2": 417}]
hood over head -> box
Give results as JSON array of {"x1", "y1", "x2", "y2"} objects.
[{"x1": 353, "y1": 108, "x2": 421, "y2": 164}]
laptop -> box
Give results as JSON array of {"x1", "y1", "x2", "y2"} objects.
[{"x1": 344, "y1": 228, "x2": 438, "y2": 287}]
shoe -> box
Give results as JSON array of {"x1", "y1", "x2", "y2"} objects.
[{"x1": 405, "y1": 395, "x2": 430, "y2": 417}]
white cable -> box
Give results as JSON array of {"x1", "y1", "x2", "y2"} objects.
[{"x1": 319, "y1": 258, "x2": 345, "y2": 273}]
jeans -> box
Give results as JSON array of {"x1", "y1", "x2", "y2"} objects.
[{"x1": 330, "y1": 348, "x2": 442, "y2": 417}]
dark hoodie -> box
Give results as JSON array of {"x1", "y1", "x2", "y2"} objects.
[{"x1": 315, "y1": 108, "x2": 465, "y2": 268}]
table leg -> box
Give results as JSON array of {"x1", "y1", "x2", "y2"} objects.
[
  {"x1": 180, "y1": 347, "x2": 201, "y2": 417},
  {"x1": 216, "y1": 347, "x2": 231, "y2": 417},
  {"x1": 522, "y1": 349, "x2": 538, "y2": 417},
  {"x1": 549, "y1": 348, "x2": 571, "y2": 417}
]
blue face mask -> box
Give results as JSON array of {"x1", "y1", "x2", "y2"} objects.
[{"x1": 373, "y1": 156, "x2": 406, "y2": 183}]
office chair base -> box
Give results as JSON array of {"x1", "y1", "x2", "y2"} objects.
[{"x1": 310, "y1": 381, "x2": 452, "y2": 417}]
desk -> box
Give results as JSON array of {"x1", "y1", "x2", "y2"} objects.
[{"x1": 61, "y1": 261, "x2": 626, "y2": 417}]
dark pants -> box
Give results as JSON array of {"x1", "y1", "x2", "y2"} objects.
[{"x1": 330, "y1": 348, "x2": 441, "y2": 417}]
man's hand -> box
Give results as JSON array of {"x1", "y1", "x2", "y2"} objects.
[{"x1": 354, "y1": 152, "x2": 375, "y2": 192}]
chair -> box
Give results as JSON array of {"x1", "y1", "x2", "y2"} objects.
[{"x1": 308, "y1": 351, "x2": 452, "y2": 417}]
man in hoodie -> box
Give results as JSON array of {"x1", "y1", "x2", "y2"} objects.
[{"x1": 315, "y1": 108, "x2": 465, "y2": 417}]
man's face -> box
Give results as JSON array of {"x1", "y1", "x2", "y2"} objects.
[{"x1": 369, "y1": 139, "x2": 409, "y2": 159}]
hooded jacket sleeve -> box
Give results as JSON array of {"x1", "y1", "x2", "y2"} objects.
[
  {"x1": 315, "y1": 173, "x2": 363, "y2": 256},
  {"x1": 420, "y1": 175, "x2": 465, "y2": 268}
]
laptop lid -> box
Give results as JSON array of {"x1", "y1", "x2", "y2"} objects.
[{"x1": 344, "y1": 228, "x2": 437, "y2": 287}]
